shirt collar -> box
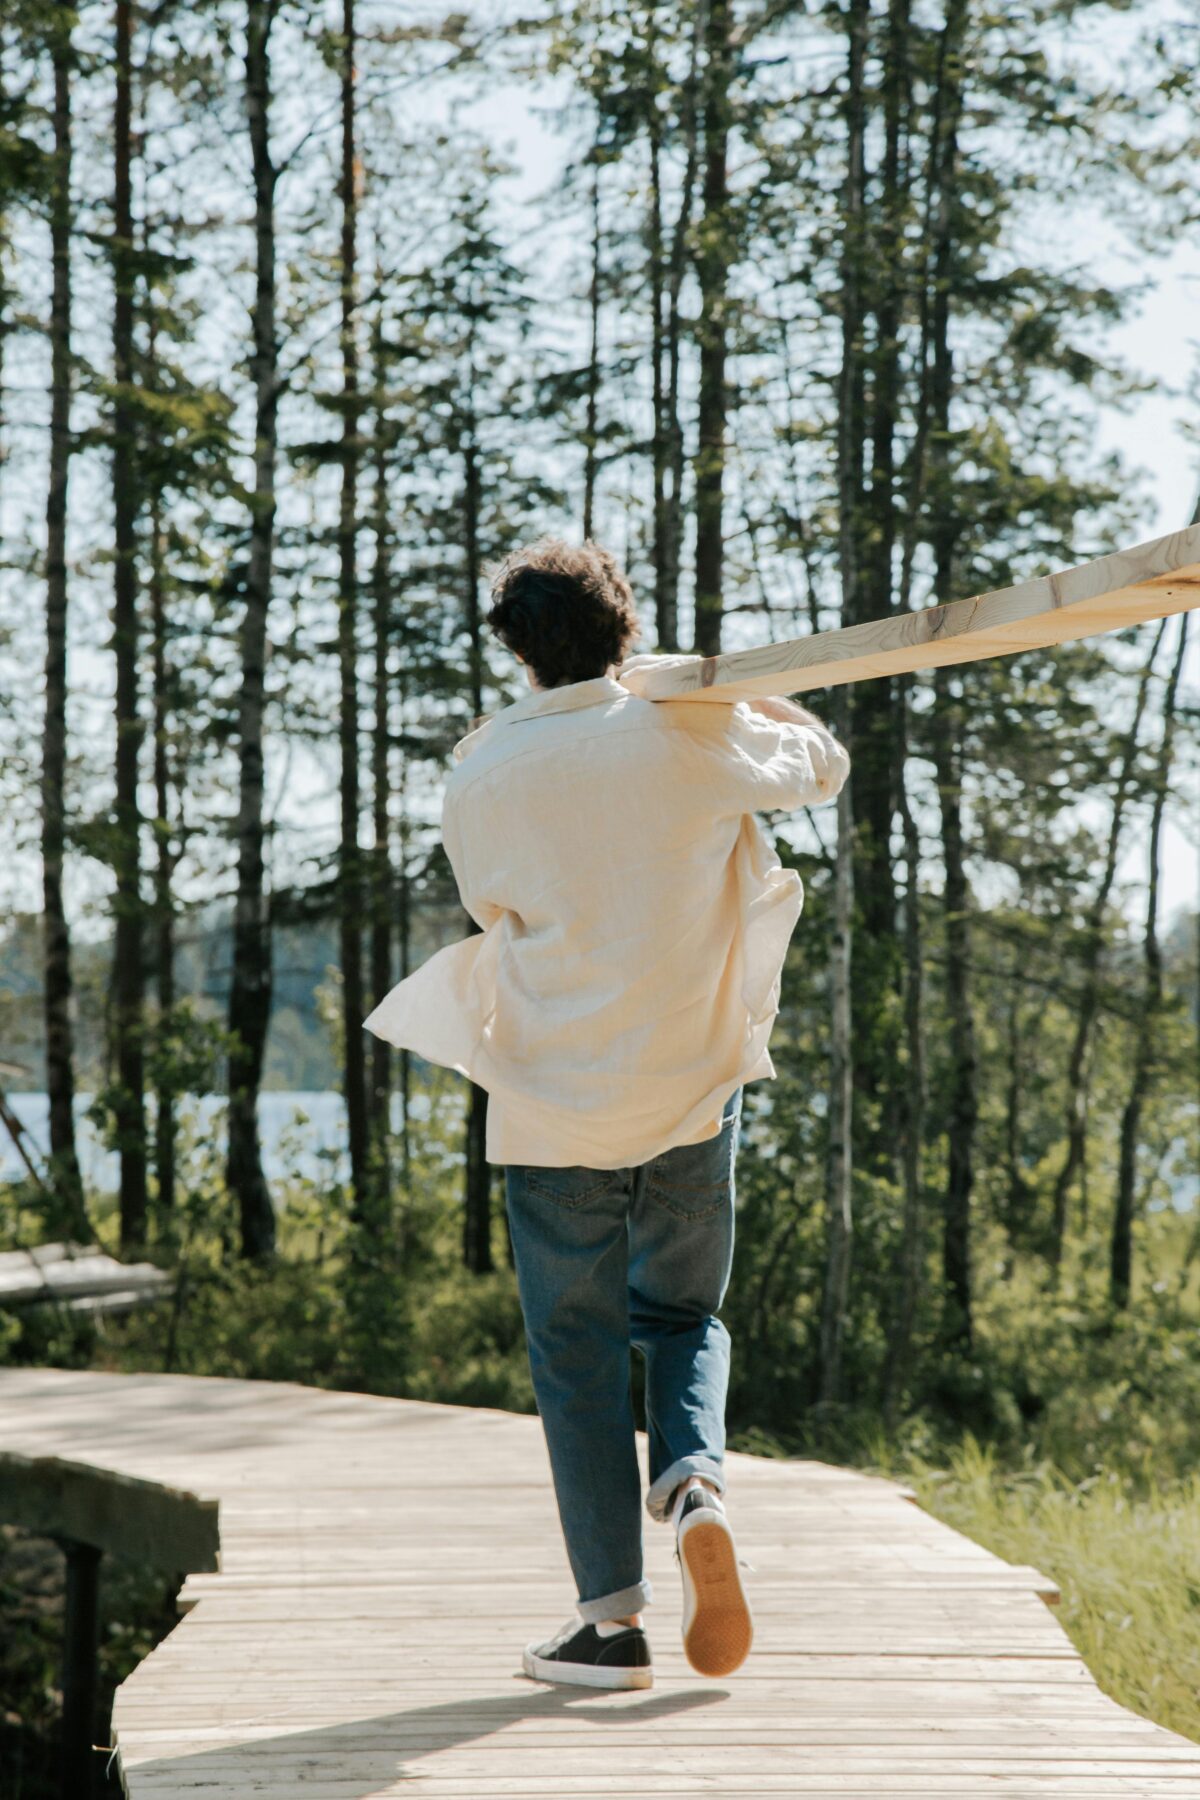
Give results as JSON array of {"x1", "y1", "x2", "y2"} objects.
[
  {"x1": 453, "y1": 674, "x2": 628, "y2": 763},
  {"x1": 496, "y1": 673, "x2": 628, "y2": 724}
]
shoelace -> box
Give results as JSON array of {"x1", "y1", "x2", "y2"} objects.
[{"x1": 538, "y1": 1614, "x2": 584, "y2": 1655}]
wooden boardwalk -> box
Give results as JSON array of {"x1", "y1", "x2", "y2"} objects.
[{"x1": 1, "y1": 1367, "x2": 1198, "y2": 1798}]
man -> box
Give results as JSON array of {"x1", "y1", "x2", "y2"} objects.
[{"x1": 365, "y1": 537, "x2": 849, "y2": 1690}]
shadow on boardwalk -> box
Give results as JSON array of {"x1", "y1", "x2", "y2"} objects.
[{"x1": 121, "y1": 1682, "x2": 728, "y2": 1793}]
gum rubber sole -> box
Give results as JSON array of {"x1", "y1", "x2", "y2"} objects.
[{"x1": 679, "y1": 1516, "x2": 754, "y2": 1677}]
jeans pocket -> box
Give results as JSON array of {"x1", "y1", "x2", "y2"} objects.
[
  {"x1": 523, "y1": 1165, "x2": 617, "y2": 1210},
  {"x1": 646, "y1": 1119, "x2": 737, "y2": 1222}
]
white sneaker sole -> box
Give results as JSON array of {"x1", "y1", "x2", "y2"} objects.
[
  {"x1": 678, "y1": 1509, "x2": 753, "y2": 1677},
  {"x1": 522, "y1": 1646, "x2": 653, "y2": 1690}
]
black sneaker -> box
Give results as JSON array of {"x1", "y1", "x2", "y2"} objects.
[
  {"x1": 522, "y1": 1614, "x2": 653, "y2": 1690},
  {"x1": 673, "y1": 1486, "x2": 753, "y2": 1677}
]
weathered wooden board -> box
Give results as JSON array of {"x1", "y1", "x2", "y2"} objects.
[
  {"x1": 0, "y1": 1241, "x2": 174, "y2": 1309},
  {"x1": 0, "y1": 1449, "x2": 219, "y2": 1571},
  {"x1": 0, "y1": 1367, "x2": 1196, "y2": 1800},
  {"x1": 615, "y1": 521, "x2": 1200, "y2": 702}
]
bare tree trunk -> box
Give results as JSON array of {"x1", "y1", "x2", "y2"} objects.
[
  {"x1": 338, "y1": 0, "x2": 368, "y2": 1217},
  {"x1": 1111, "y1": 615, "x2": 1188, "y2": 1308},
  {"x1": 1000, "y1": 952, "x2": 1035, "y2": 1272},
  {"x1": 883, "y1": 673, "x2": 924, "y2": 1424},
  {"x1": 926, "y1": 0, "x2": 973, "y2": 1352},
  {"x1": 227, "y1": 0, "x2": 277, "y2": 1261},
  {"x1": 0, "y1": 83, "x2": 8, "y2": 504},
  {"x1": 583, "y1": 147, "x2": 601, "y2": 540},
  {"x1": 41, "y1": 1, "x2": 88, "y2": 1238},
  {"x1": 661, "y1": 8, "x2": 701, "y2": 651},
  {"x1": 462, "y1": 409, "x2": 492, "y2": 1273},
  {"x1": 368, "y1": 286, "x2": 392, "y2": 1179},
  {"x1": 692, "y1": 0, "x2": 731, "y2": 657},
  {"x1": 111, "y1": 0, "x2": 148, "y2": 1251},
  {"x1": 852, "y1": 0, "x2": 910, "y2": 1162},
  {"x1": 838, "y1": 0, "x2": 868, "y2": 631},
  {"x1": 819, "y1": 758, "x2": 854, "y2": 1406},
  {"x1": 396, "y1": 657, "x2": 412, "y2": 1190},
  {"x1": 646, "y1": 89, "x2": 673, "y2": 649},
  {"x1": 149, "y1": 481, "x2": 177, "y2": 1217},
  {"x1": 818, "y1": 0, "x2": 867, "y2": 1407},
  {"x1": 929, "y1": 680, "x2": 975, "y2": 1350},
  {"x1": 1049, "y1": 620, "x2": 1164, "y2": 1272}
]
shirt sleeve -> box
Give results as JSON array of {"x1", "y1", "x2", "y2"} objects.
[
  {"x1": 441, "y1": 776, "x2": 505, "y2": 930},
  {"x1": 692, "y1": 701, "x2": 851, "y2": 816}
]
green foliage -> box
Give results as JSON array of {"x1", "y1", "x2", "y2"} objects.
[
  {"x1": 401, "y1": 1268, "x2": 534, "y2": 1413},
  {"x1": 0, "y1": 1525, "x2": 180, "y2": 1800}
]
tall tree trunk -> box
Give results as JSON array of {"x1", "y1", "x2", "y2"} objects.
[
  {"x1": 818, "y1": 0, "x2": 868, "y2": 1407},
  {"x1": 462, "y1": 408, "x2": 492, "y2": 1273},
  {"x1": 646, "y1": 87, "x2": 672, "y2": 649},
  {"x1": 1000, "y1": 951, "x2": 1034, "y2": 1270},
  {"x1": 227, "y1": 0, "x2": 277, "y2": 1261},
  {"x1": 149, "y1": 483, "x2": 176, "y2": 1218},
  {"x1": 852, "y1": 0, "x2": 910, "y2": 1162},
  {"x1": 111, "y1": 0, "x2": 147, "y2": 1251},
  {"x1": 368, "y1": 288, "x2": 392, "y2": 1176},
  {"x1": 924, "y1": 0, "x2": 973, "y2": 1351},
  {"x1": 0, "y1": 17, "x2": 11, "y2": 514},
  {"x1": 883, "y1": 673, "x2": 924, "y2": 1424},
  {"x1": 819, "y1": 758, "x2": 854, "y2": 1406},
  {"x1": 338, "y1": 0, "x2": 368, "y2": 1217},
  {"x1": 396, "y1": 649, "x2": 412, "y2": 1190},
  {"x1": 837, "y1": 0, "x2": 868, "y2": 636},
  {"x1": 1049, "y1": 620, "x2": 1164, "y2": 1272},
  {"x1": 929, "y1": 682, "x2": 975, "y2": 1349},
  {"x1": 1110, "y1": 615, "x2": 1188, "y2": 1309},
  {"x1": 41, "y1": 1, "x2": 88, "y2": 1238},
  {"x1": 583, "y1": 147, "x2": 601, "y2": 540},
  {"x1": 660, "y1": 7, "x2": 701, "y2": 651},
  {"x1": 691, "y1": 0, "x2": 731, "y2": 657}
]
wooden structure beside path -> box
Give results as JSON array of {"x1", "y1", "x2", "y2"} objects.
[
  {"x1": 0, "y1": 1242, "x2": 174, "y2": 1315},
  {"x1": 1, "y1": 1366, "x2": 1198, "y2": 1798}
]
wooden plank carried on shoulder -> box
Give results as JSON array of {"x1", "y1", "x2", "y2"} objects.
[{"x1": 615, "y1": 521, "x2": 1200, "y2": 702}]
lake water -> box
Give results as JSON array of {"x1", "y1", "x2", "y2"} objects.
[
  {"x1": 2, "y1": 1091, "x2": 1195, "y2": 1211},
  {"x1": 0, "y1": 1092, "x2": 442, "y2": 1192}
]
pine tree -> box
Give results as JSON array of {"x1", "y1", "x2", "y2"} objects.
[
  {"x1": 228, "y1": 0, "x2": 279, "y2": 1262},
  {"x1": 40, "y1": 0, "x2": 88, "y2": 1238},
  {"x1": 109, "y1": 0, "x2": 148, "y2": 1251},
  {"x1": 335, "y1": 0, "x2": 370, "y2": 1221}
]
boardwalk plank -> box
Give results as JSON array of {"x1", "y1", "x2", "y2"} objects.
[{"x1": 0, "y1": 1368, "x2": 1195, "y2": 1800}]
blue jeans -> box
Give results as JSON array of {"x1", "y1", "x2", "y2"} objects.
[{"x1": 504, "y1": 1085, "x2": 742, "y2": 1625}]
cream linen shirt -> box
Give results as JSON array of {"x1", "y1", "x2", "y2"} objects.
[{"x1": 363, "y1": 660, "x2": 850, "y2": 1169}]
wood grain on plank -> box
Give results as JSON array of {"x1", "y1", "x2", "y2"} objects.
[{"x1": 614, "y1": 522, "x2": 1200, "y2": 701}]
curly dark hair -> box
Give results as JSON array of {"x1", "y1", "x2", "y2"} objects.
[{"x1": 485, "y1": 537, "x2": 641, "y2": 690}]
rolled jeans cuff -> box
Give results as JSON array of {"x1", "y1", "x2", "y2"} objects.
[
  {"x1": 645, "y1": 1454, "x2": 727, "y2": 1524},
  {"x1": 576, "y1": 1577, "x2": 654, "y2": 1625}
]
